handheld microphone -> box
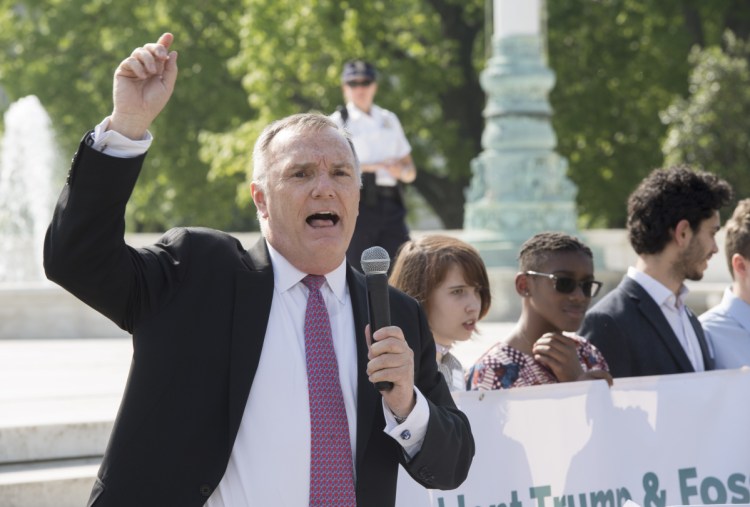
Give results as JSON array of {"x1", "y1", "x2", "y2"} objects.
[{"x1": 361, "y1": 246, "x2": 394, "y2": 392}]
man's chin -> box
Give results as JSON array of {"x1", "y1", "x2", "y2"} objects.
[{"x1": 686, "y1": 271, "x2": 705, "y2": 282}]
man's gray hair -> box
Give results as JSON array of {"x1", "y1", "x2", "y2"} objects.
[{"x1": 251, "y1": 112, "x2": 361, "y2": 191}]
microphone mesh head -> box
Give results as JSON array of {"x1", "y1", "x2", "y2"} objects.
[{"x1": 361, "y1": 246, "x2": 390, "y2": 275}]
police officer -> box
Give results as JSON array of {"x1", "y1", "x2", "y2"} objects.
[{"x1": 332, "y1": 60, "x2": 416, "y2": 268}]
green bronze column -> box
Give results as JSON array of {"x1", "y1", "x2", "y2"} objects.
[{"x1": 464, "y1": 0, "x2": 578, "y2": 267}]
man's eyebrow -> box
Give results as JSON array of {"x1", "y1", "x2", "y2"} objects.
[
  {"x1": 281, "y1": 162, "x2": 315, "y2": 173},
  {"x1": 281, "y1": 161, "x2": 354, "y2": 173}
]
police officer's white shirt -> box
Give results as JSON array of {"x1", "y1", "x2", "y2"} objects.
[{"x1": 332, "y1": 103, "x2": 411, "y2": 187}]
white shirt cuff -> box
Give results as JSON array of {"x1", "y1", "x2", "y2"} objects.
[
  {"x1": 91, "y1": 116, "x2": 153, "y2": 158},
  {"x1": 382, "y1": 387, "x2": 429, "y2": 460}
]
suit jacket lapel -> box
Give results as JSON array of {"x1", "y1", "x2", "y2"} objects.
[
  {"x1": 687, "y1": 309, "x2": 714, "y2": 370},
  {"x1": 622, "y1": 277, "x2": 695, "y2": 372},
  {"x1": 348, "y1": 266, "x2": 379, "y2": 475},
  {"x1": 228, "y1": 238, "x2": 274, "y2": 437}
]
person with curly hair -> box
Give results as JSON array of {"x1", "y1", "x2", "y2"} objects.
[
  {"x1": 579, "y1": 166, "x2": 733, "y2": 378},
  {"x1": 467, "y1": 232, "x2": 612, "y2": 390}
]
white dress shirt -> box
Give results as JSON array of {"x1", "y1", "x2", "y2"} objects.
[
  {"x1": 206, "y1": 246, "x2": 428, "y2": 506},
  {"x1": 331, "y1": 103, "x2": 411, "y2": 186},
  {"x1": 700, "y1": 287, "x2": 750, "y2": 369},
  {"x1": 627, "y1": 267, "x2": 705, "y2": 371},
  {"x1": 88, "y1": 117, "x2": 430, "y2": 506},
  {"x1": 91, "y1": 118, "x2": 153, "y2": 157},
  {"x1": 206, "y1": 248, "x2": 357, "y2": 506}
]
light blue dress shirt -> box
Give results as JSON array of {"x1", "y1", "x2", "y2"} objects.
[{"x1": 699, "y1": 287, "x2": 750, "y2": 369}]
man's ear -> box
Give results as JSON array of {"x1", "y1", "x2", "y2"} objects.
[
  {"x1": 732, "y1": 253, "x2": 748, "y2": 279},
  {"x1": 673, "y1": 219, "x2": 692, "y2": 247},
  {"x1": 515, "y1": 272, "x2": 529, "y2": 297},
  {"x1": 251, "y1": 182, "x2": 269, "y2": 219}
]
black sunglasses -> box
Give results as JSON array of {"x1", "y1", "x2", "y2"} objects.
[
  {"x1": 525, "y1": 271, "x2": 603, "y2": 298},
  {"x1": 346, "y1": 79, "x2": 374, "y2": 88}
]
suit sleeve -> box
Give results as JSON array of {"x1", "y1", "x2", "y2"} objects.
[
  {"x1": 43, "y1": 138, "x2": 189, "y2": 333},
  {"x1": 579, "y1": 310, "x2": 633, "y2": 378},
  {"x1": 401, "y1": 304, "x2": 475, "y2": 490}
]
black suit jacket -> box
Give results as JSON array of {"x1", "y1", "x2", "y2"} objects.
[
  {"x1": 44, "y1": 139, "x2": 474, "y2": 507},
  {"x1": 579, "y1": 276, "x2": 714, "y2": 378}
]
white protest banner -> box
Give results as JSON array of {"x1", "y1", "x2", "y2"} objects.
[{"x1": 397, "y1": 368, "x2": 750, "y2": 507}]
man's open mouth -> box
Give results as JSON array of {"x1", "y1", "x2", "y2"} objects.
[{"x1": 306, "y1": 211, "x2": 340, "y2": 227}]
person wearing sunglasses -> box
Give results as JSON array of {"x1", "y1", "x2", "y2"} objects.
[
  {"x1": 468, "y1": 232, "x2": 612, "y2": 390},
  {"x1": 580, "y1": 166, "x2": 733, "y2": 378},
  {"x1": 331, "y1": 59, "x2": 416, "y2": 270}
]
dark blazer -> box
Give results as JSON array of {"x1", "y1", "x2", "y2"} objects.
[
  {"x1": 44, "y1": 139, "x2": 474, "y2": 507},
  {"x1": 579, "y1": 276, "x2": 714, "y2": 378}
]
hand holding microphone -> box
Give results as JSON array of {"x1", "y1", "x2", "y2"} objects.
[
  {"x1": 361, "y1": 246, "x2": 417, "y2": 419},
  {"x1": 361, "y1": 247, "x2": 394, "y2": 392}
]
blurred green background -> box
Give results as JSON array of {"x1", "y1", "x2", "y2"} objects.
[{"x1": 1, "y1": 0, "x2": 748, "y2": 232}]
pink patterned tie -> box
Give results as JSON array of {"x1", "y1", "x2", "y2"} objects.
[{"x1": 302, "y1": 275, "x2": 357, "y2": 506}]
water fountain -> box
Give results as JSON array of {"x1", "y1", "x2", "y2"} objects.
[
  {"x1": 0, "y1": 95, "x2": 58, "y2": 282},
  {"x1": 0, "y1": 96, "x2": 127, "y2": 339}
]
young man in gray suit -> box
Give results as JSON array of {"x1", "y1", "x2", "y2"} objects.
[{"x1": 579, "y1": 166, "x2": 732, "y2": 378}]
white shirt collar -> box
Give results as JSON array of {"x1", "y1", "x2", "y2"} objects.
[
  {"x1": 346, "y1": 102, "x2": 382, "y2": 121},
  {"x1": 627, "y1": 266, "x2": 689, "y2": 308},
  {"x1": 265, "y1": 242, "x2": 348, "y2": 304}
]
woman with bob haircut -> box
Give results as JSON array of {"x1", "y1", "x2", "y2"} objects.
[{"x1": 390, "y1": 235, "x2": 491, "y2": 390}]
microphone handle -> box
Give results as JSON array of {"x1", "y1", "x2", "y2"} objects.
[{"x1": 366, "y1": 272, "x2": 394, "y2": 392}]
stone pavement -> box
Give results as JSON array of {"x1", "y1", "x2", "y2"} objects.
[
  {"x1": 0, "y1": 338, "x2": 131, "y2": 507},
  {"x1": 0, "y1": 322, "x2": 514, "y2": 507}
]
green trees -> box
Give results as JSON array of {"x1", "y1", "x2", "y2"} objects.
[
  {"x1": 200, "y1": 0, "x2": 486, "y2": 229},
  {"x1": 0, "y1": 0, "x2": 485, "y2": 231},
  {"x1": 662, "y1": 32, "x2": 750, "y2": 209},
  {"x1": 3, "y1": 1, "x2": 749, "y2": 231},
  {"x1": 0, "y1": 0, "x2": 253, "y2": 231},
  {"x1": 547, "y1": 0, "x2": 750, "y2": 227}
]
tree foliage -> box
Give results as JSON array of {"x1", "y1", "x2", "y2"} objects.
[
  {"x1": 0, "y1": 0, "x2": 254, "y2": 231},
  {"x1": 661, "y1": 31, "x2": 750, "y2": 210},
  {"x1": 200, "y1": 0, "x2": 486, "y2": 229},
  {"x1": 1, "y1": 0, "x2": 485, "y2": 231},
  {"x1": 5, "y1": 1, "x2": 750, "y2": 231},
  {"x1": 547, "y1": 0, "x2": 750, "y2": 227}
]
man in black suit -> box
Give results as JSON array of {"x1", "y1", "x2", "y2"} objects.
[
  {"x1": 44, "y1": 33, "x2": 473, "y2": 507},
  {"x1": 579, "y1": 166, "x2": 732, "y2": 378}
]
